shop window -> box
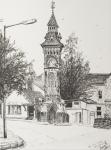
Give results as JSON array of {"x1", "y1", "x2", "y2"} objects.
[
  {"x1": 17, "y1": 106, "x2": 21, "y2": 114},
  {"x1": 8, "y1": 106, "x2": 10, "y2": 114},
  {"x1": 8, "y1": 105, "x2": 21, "y2": 115},
  {"x1": 98, "y1": 90, "x2": 102, "y2": 99}
]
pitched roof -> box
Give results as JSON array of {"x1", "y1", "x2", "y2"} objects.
[
  {"x1": 24, "y1": 89, "x2": 44, "y2": 104},
  {"x1": 6, "y1": 91, "x2": 29, "y2": 105},
  {"x1": 34, "y1": 74, "x2": 44, "y2": 91},
  {"x1": 41, "y1": 32, "x2": 64, "y2": 48},
  {"x1": 87, "y1": 73, "x2": 111, "y2": 85},
  {"x1": 47, "y1": 13, "x2": 59, "y2": 28}
]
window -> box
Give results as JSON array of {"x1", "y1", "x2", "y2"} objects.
[
  {"x1": 97, "y1": 107, "x2": 101, "y2": 117},
  {"x1": 8, "y1": 106, "x2": 10, "y2": 114},
  {"x1": 98, "y1": 90, "x2": 102, "y2": 99},
  {"x1": 79, "y1": 112, "x2": 82, "y2": 123},
  {"x1": 0, "y1": 104, "x2": 1, "y2": 114},
  {"x1": 45, "y1": 71, "x2": 47, "y2": 77},
  {"x1": 65, "y1": 102, "x2": 72, "y2": 108},
  {"x1": 74, "y1": 101, "x2": 79, "y2": 105},
  {"x1": 48, "y1": 72, "x2": 55, "y2": 88},
  {"x1": 55, "y1": 81, "x2": 56, "y2": 87},
  {"x1": 8, "y1": 105, "x2": 21, "y2": 115},
  {"x1": 17, "y1": 106, "x2": 21, "y2": 114}
]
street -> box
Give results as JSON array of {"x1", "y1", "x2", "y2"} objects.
[{"x1": 0, "y1": 118, "x2": 111, "y2": 150}]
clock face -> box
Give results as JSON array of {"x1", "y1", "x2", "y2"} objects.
[{"x1": 48, "y1": 57, "x2": 57, "y2": 67}]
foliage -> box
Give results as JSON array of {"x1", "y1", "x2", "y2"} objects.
[
  {"x1": 104, "y1": 104, "x2": 111, "y2": 119},
  {"x1": 0, "y1": 33, "x2": 30, "y2": 101},
  {"x1": 24, "y1": 89, "x2": 44, "y2": 104},
  {"x1": 60, "y1": 33, "x2": 91, "y2": 100}
]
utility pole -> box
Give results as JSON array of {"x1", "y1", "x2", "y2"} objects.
[
  {"x1": 3, "y1": 25, "x2": 7, "y2": 138},
  {"x1": 2, "y1": 18, "x2": 37, "y2": 138}
]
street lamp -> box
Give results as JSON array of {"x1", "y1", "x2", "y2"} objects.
[{"x1": 3, "y1": 18, "x2": 37, "y2": 138}]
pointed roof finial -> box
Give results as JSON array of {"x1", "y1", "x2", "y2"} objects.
[{"x1": 51, "y1": 0, "x2": 55, "y2": 14}]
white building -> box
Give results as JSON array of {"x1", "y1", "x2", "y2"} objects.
[
  {"x1": 6, "y1": 91, "x2": 29, "y2": 119},
  {"x1": 0, "y1": 81, "x2": 44, "y2": 119},
  {"x1": 65, "y1": 73, "x2": 111, "y2": 125}
]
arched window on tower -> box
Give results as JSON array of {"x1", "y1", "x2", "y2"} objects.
[{"x1": 48, "y1": 72, "x2": 55, "y2": 88}]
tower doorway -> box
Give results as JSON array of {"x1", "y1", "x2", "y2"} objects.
[{"x1": 47, "y1": 103, "x2": 57, "y2": 123}]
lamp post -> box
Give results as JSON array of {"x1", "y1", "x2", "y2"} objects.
[{"x1": 3, "y1": 18, "x2": 37, "y2": 138}]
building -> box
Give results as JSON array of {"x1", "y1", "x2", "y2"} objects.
[
  {"x1": 5, "y1": 91, "x2": 29, "y2": 119},
  {"x1": 0, "y1": 66, "x2": 44, "y2": 119},
  {"x1": 63, "y1": 73, "x2": 111, "y2": 125}
]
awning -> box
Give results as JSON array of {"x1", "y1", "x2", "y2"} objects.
[{"x1": 6, "y1": 91, "x2": 29, "y2": 105}]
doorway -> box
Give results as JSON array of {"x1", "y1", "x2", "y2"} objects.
[
  {"x1": 28, "y1": 106, "x2": 34, "y2": 118},
  {"x1": 47, "y1": 103, "x2": 57, "y2": 123}
]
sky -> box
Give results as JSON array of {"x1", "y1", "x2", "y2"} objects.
[{"x1": 0, "y1": 0, "x2": 111, "y2": 75}]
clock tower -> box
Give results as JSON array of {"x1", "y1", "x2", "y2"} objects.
[{"x1": 41, "y1": 1, "x2": 64, "y2": 104}]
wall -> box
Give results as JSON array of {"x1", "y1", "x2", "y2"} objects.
[
  {"x1": 6, "y1": 105, "x2": 28, "y2": 119},
  {"x1": 104, "y1": 76, "x2": 111, "y2": 101},
  {"x1": 89, "y1": 85, "x2": 105, "y2": 104},
  {"x1": 66, "y1": 108, "x2": 82, "y2": 124}
]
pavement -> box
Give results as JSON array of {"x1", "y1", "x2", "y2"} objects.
[
  {"x1": 0, "y1": 129, "x2": 24, "y2": 150},
  {"x1": 0, "y1": 118, "x2": 111, "y2": 150}
]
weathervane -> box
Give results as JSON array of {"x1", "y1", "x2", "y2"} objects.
[{"x1": 51, "y1": 0, "x2": 55, "y2": 14}]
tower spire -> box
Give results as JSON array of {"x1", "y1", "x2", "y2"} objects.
[{"x1": 51, "y1": 0, "x2": 55, "y2": 14}]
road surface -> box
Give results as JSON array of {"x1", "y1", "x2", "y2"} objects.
[{"x1": 0, "y1": 118, "x2": 111, "y2": 150}]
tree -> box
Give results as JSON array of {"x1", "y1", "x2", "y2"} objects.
[
  {"x1": 23, "y1": 67, "x2": 44, "y2": 120},
  {"x1": 0, "y1": 33, "x2": 30, "y2": 137},
  {"x1": 24, "y1": 89, "x2": 44, "y2": 120},
  {"x1": 60, "y1": 33, "x2": 91, "y2": 101}
]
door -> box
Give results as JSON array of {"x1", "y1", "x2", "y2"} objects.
[
  {"x1": 48, "y1": 107, "x2": 56, "y2": 123},
  {"x1": 75, "y1": 112, "x2": 82, "y2": 123},
  {"x1": 47, "y1": 103, "x2": 57, "y2": 123},
  {"x1": 28, "y1": 106, "x2": 34, "y2": 118},
  {"x1": 79, "y1": 112, "x2": 82, "y2": 123}
]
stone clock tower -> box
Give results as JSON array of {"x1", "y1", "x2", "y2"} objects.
[{"x1": 41, "y1": 1, "x2": 64, "y2": 105}]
